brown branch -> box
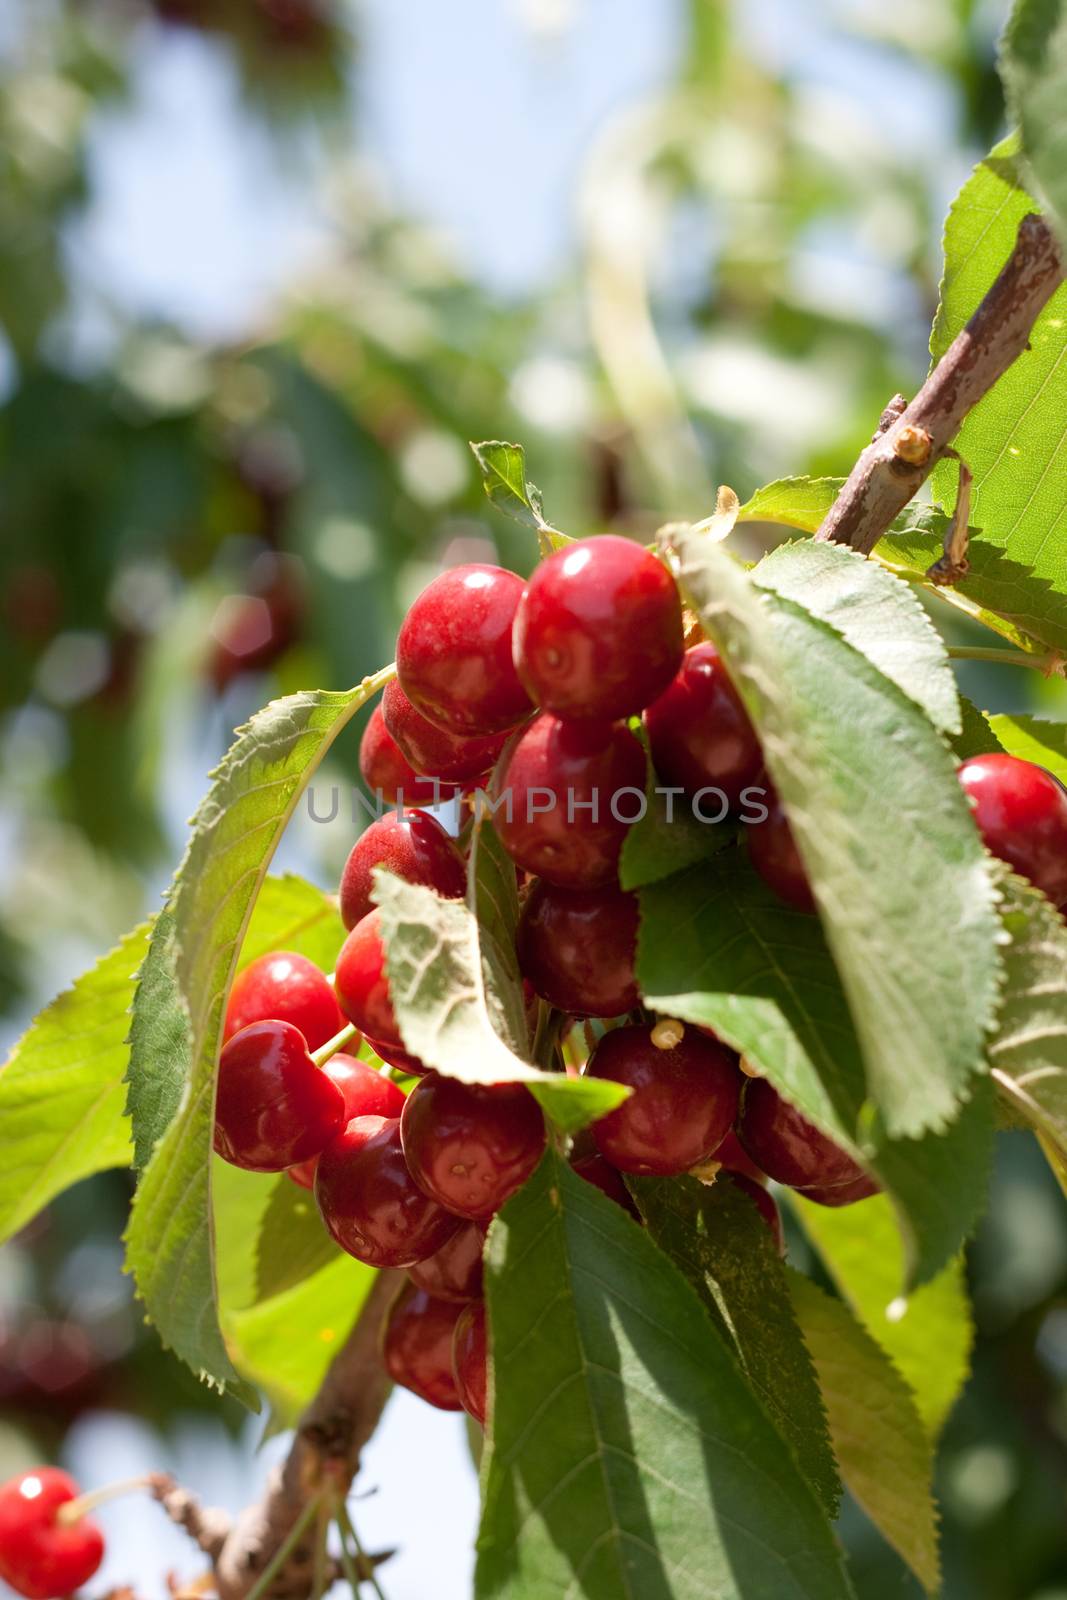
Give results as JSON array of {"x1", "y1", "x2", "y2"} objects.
[{"x1": 815, "y1": 213, "x2": 1065, "y2": 555}]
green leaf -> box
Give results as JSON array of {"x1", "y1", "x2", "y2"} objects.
[
  {"x1": 0, "y1": 921, "x2": 150, "y2": 1246},
  {"x1": 988, "y1": 870, "x2": 1067, "y2": 1157},
  {"x1": 987, "y1": 713, "x2": 1067, "y2": 786},
  {"x1": 1001, "y1": 0, "x2": 1067, "y2": 242},
  {"x1": 619, "y1": 741, "x2": 734, "y2": 892},
  {"x1": 630, "y1": 1174, "x2": 840, "y2": 1519},
  {"x1": 470, "y1": 440, "x2": 570, "y2": 552},
  {"x1": 738, "y1": 477, "x2": 843, "y2": 534},
  {"x1": 788, "y1": 1271, "x2": 940, "y2": 1595},
  {"x1": 476, "y1": 1151, "x2": 855, "y2": 1600},
  {"x1": 252, "y1": 1175, "x2": 340, "y2": 1302},
  {"x1": 954, "y1": 695, "x2": 1007, "y2": 760},
  {"x1": 238, "y1": 871, "x2": 348, "y2": 974}
]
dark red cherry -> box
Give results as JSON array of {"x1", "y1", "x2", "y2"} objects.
[
  {"x1": 334, "y1": 910, "x2": 403, "y2": 1050},
  {"x1": 288, "y1": 1055, "x2": 406, "y2": 1189},
  {"x1": 746, "y1": 792, "x2": 815, "y2": 912},
  {"x1": 401, "y1": 1075, "x2": 546, "y2": 1221},
  {"x1": 513, "y1": 536, "x2": 683, "y2": 720},
  {"x1": 381, "y1": 1283, "x2": 464, "y2": 1411},
  {"x1": 497, "y1": 714, "x2": 645, "y2": 889},
  {"x1": 712, "y1": 1130, "x2": 768, "y2": 1185},
  {"x1": 737, "y1": 1078, "x2": 878, "y2": 1201},
  {"x1": 720, "y1": 1171, "x2": 784, "y2": 1252},
  {"x1": 364, "y1": 1035, "x2": 429, "y2": 1077},
  {"x1": 224, "y1": 950, "x2": 346, "y2": 1052},
  {"x1": 408, "y1": 1221, "x2": 486, "y2": 1302},
  {"x1": 644, "y1": 642, "x2": 763, "y2": 808},
  {"x1": 0, "y1": 1469, "x2": 104, "y2": 1600},
  {"x1": 587, "y1": 1024, "x2": 741, "y2": 1176},
  {"x1": 360, "y1": 704, "x2": 460, "y2": 807},
  {"x1": 958, "y1": 752, "x2": 1067, "y2": 909},
  {"x1": 800, "y1": 1174, "x2": 879, "y2": 1208},
  {"x1": 315, "y1": 1116, "x2": 459, "y2": 1268},
  {"x1": 214, "y1": 1020, "x2": 346, "y2": 1172},
  {"x1": 339, "y1": 810, "x2": 467, "y2": 931},
  {"x1": 516, "y1": 881, "x2": 639, "y2": 1017},
  {"x1": 397, "y1": 564, "x2": 533, "y2": 737},
  {"x1": 452, "y1": 1301, "x2": 488, "y2": 1425},
  {"x1": 383, "y1": 680, "x2": 507, "y2": 785},
  {"x1": 572, "y1": 1152, "x2": 640, "y2": 1217}
]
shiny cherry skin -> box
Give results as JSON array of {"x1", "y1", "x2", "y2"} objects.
[
  {"x1": 214, "y1": 1020, "x2": 346, "y2": 1172},
  {"x1": 452, "y1": 1301, "x2": 488, "y2": 1425},
  {"x1": 383, "y1": 680, "x2": 507, "y2": 785},
  {"x1": 401, "y1": 1075, "x2": 547, "y2": 1221},
  {"x1": 381, "y1": 1283, "x2": 464, "y2": 1411},
  {"x1": 746, "y1": 792, "x2": 815, "y2": 912},
  {"x1": 497, "y1": 714, "x2": 645, "y2": 889},
  {"x1": 364, "y1": 1035, "x2": 429, "y2": 1077},
  {"x1": 224, "y1": 950, "x2": 345, "y2": 1052},
  {"x1": 0, "y1": 1469, "x2": 104, "y2": 1600},
  {"x1": 516, "y1": 881, "x2": 640, "y2": 1018},
  {"x1": 720, "y1": 1171, "x2": 784, "y2": 1253},
  {"x1": 288, "y1": 1056, "x2": 406, "y2": 1189},
  {"x1": 360, "y1": 704, "x2": 460, "y2": 807},
  {"x1": 408, "y1": 1220, "x2": 486, "y2": 1302},
  {"x1": 513, "y1": 536, "x2": 683, "y2": 721},
  {"x1": 645, "y1": 642, "x2": 763, "y2": 808},
  {"x1": 572, "y1": 1152, "x2": 640, "y2": 1217},
  {"x1": 334, "y1": 910, "x2": 403, "y2": 1050},
  {"x1": 801, "y1": 1174, "x2": 879, "y2": 1208},
  {"x1": 712, "y1": 1130, "x2": 768, "y2": 1185},
  {"x1": 737, "y1": 1078, "x2": 878, "y2": 1201},
  {"x1": 958, "y1": 752, "x2": 1067, "y2": 908},
  {"x1": 339, "y1": 810, "x2": 467, "y2": 931},
  {"x1": 397, "y1": 564, "x2": 533, "y2": 737},
  {"x1": 587, "y1": 1024, "x2": 741, "y2": 1176},
  {"x1": 315, "y1": 1116, "x2": 459, "y2": 1268}
]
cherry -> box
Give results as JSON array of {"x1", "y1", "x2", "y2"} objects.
[
  {"x1": 408, "y1": 1221, "x2": 486, "y2": 1302},
  {"x1": 452, "y1": 1301, "x2": 488, "y2": 1425},
  {"x1": 497, "y1": 714, "x2": 645, "y2": 889},
  {"x1": 800, "y1": 1174, "x2": 879, "y2": 1208},
  {"x1": 288, "y1": 1055, "x2": 406, "y2": 1189},
  {"x1": 360, "y1": 705, "x2": 460, "y2": 807},
  {"x1": 586, "y1": 1023, "x2": 741, "y2": 1176},
  {"x1": 224, "y1": 950, "x2": 346, "y2": 1052},
  {"x1": 746, "y1": 792, "x2": 815, "y2": 912},
  {"x1": 214, "y1": 1020, "x2": 346, "y2": 1172},
  {"x1": 364, "y1": 1035, "x2": 428, "y2": 1077},
  {"x1": 381, "y1": 1283, "x2": 464, "y2": 1411},
  {"x1": 383, "y1": 680, "x2": 507, "y2": 786},
  {"x1": 315, "y1": 1116, "x2": 459, "y2": 1268},
  {"x1": 513, "y1": 536, "x2": 683, "y2": 721},
  {"x1": 340, "y1": 810, "x2": 467, "y2": 931},
  {"x1": 0, "y1": 1469, "x2": 104, "y2": 1600},
  {"x1": 572, "y1": 1152, "x2": 639, "y2": 1217},
  {"x1": 712, "y1": 1130, "x2": 768, "y2": 1185},
  {"x1": 334, "y1": 910, "x2": 403, "y2": 1051},
  {"x1": 957, "y1": 752, "x2": 1067, "y2": 909},
  {"x1": 644, "y1": 642, "x2": 763, "y2": 808},
  {"x1": 720, "y1": 1171, "x2": 784, "y2": 1253},
  {"x1": 397, "y1": 564, "x2": 533, "y2": 737},
  {"x1": 737, "y1": 1078, "x2": 878, "y2": 1202},
  {"x1": 401, "y1": 1074, "x2": 546, "y2": 1221},
  {"x1": 516, "y1": 881, "x2": 639, "y2": 1017}
]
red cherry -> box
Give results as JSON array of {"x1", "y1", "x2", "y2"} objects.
[
  {"x1": 800, "y1": 1174, "x2": 878, "y2": 1208},
  {"x1": 381, "y1": 1283, "x2": 464, "y2": 1411},
  {"x1": 288, "y1": 1055, "x2": 405, "y2": 1189},
  {"x1": 315, "y1": 1116, "x2": 459, "y2": 1268},
  {"x1": 516, "y1": 881, "x2": 639, "y2": 1018},
  {"x1": 958, "y1": 753, "x2": 1067, "y2": 908},
  {"x1": 408, "y1": 1221, "x2": 486, "y2": 1302},
  {"x1": 737, "y1": 1078, "x2": 878, "y2": 1201},
  {"x1": 644, "y1": 642, "x2": 763, "y2": 809},
  {"x1": 397, "y1": 564, "x2": 533, "y2": 737},
  {"x1": 383, "y1": 680, "x2": 507, "y2": 785},
  {"x1": 214, "y1": 1020, "x2": 346, "y2": 1172},
  {"x1": 712, "y1": 1130, "x2": 768, "y2": 1185},
  {"x1": 746, "y1": 792, "x2": 815, "y2": 912},
  {"x1": 0, "y1": 1469, "x2": 104, "y2": 1600},
  {"x1": 452, "y1": 1301, "x2": 488, "y2": 1425},
  {"x1": 720, "y1": 1171, "x2": 784, "y2": 1252},
  {"x1": 339, "y1": 810, "x2": 467, "y2": 931},
  {"x1": 586, "y1": 1024, "x2": 741, "y2": 1176},
  {"x1": 497, "y1": 714, "x2": 646, "y2": 889},
  {"x1": 224, "y1": 950, "x2": 346, "y2": 1053},
  {"x1": 572, "y1": 1152, "x2": 639, "y2": 1217},
  {"x1": 513, "y1": 536, "x2": 683, "y2": 720},
  {"x1": 360, "y1": 705, "x2": 460, "y2": 807},
  {"x1": 334, "y1": 910, "x2": 403, "y2": 1050},
  {"x1": 401, "y1": 1075, "x2": 546, "y2": 1221},
  {"x1": 364, "y1": 1035, "x2": 429, "y2": 1077}
]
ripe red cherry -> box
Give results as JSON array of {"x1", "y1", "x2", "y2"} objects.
[
  {"x1": 214, "y1": 1020, "x2": 346, "y2": 1172},
  {"x1": 720, "y1": 1171, "x2": 784, "y2": 1253},
  {"x1": 712, "y1": 1130, "x2": 768, "y2": 1185},
  {"x1": 497, "y1": 714, "x2": 646, "y2": 889},
  {"x1": 513, "y1": 536, "x2": 683, "y2": 720},
  {"x1": 360, "y1": 705, "x2": 460, "y2": 807},
  {"x1": 516, "y1": 881, "x2": 639, "y2": 1017},
  {"x1": 452, "y1": 1301, "x2": 488, "y2": 1425},
  {"x1": 335, "y1": 910, "x2": 403, "y2": 1050},
  {"x1": 224, "y1": 950, "x2": 345, "y2": 1052},
  {"x1": 401, "y1": 1075, "x2": 546, "y2": 1221},
  {"x1": 586, "y1": 1024, "x2": 741, "y2": 1175},
  {"x1": 315, "y1": 1116, "x2": 458, "y2": 1268},
  {"x1": 397, "y1": 564, "x2": 533, "y2": 736},
  {"x1": 364, "y1": 1035, "x2": 428, "y2": 1077},
  {"x1": 572, "y1": 1152, "x2": 639, "y2": 1217},
  {"x1": 288, "y1": 1056, "x2": 406, "y2": 1189},
  {"x1": 958, "y1": 752, "x2": 1067, "y2": 908},
  {"x1": 408, "y1": 1220, "x2": 486, "y2": 1302},
  {"x1": 800, "y1": 1174, "x2": 879, "y2": 1208},
  {"x1": 0, "y1": 1469, "x2": 104, "y2": 1600},
  {"x1": 340, "y1": 810, "x2": 467, "y2": 931},
  {"x1": 746, "y1": 792, "x2": 815, "y2": 912},
  {"x1": 644, "y1": 642, "x2": 763, "y2": 808},
  {"x1": 383, "y1": 680, "x2": 507, "y2": 785},
  {"x1": 381, "y1": 1283, "x2": 464, "y2": 1411},
  {"x1": 737, "y1": 1078, "x2": 878, "y2": 1202}
]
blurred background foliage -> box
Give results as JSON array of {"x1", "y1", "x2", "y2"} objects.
[{"x1": 1, "y1": 1, "x2": 1065, "y2": 1596}]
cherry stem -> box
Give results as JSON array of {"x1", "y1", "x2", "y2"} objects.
[
  {"x1": 311, "y1": 1023, "x2": 358, "y2": 1069},
  {"x1": 335, "y1": 1499, "x2": 387, "y2": 1600},
  {"x1": 947, "y1": 645, "x2": 1058, "y2": 673},
  {"x1": 56, "y1": 1475, "x2": 158, "y2": 1526}
]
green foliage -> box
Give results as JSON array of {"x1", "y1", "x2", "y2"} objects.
[
  {"x1": 1001, "y1": 0, "x2": 1067, "y2": 241},
  {"x1": 988, "y1": 871, "x2": 1067, "y2": 1168},
  {"x1": 470, "y1": 440, "x2": 570, "y2": 554},
  {"x1": 987, "y1": 712, "x2": 1067, "y2": 785},
  {"x1": 738, "y1": 477, "x2": 842, "y2": 534},
  {"x1": 619, "y1": 743, "x2": 734, "y2": 891}
]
